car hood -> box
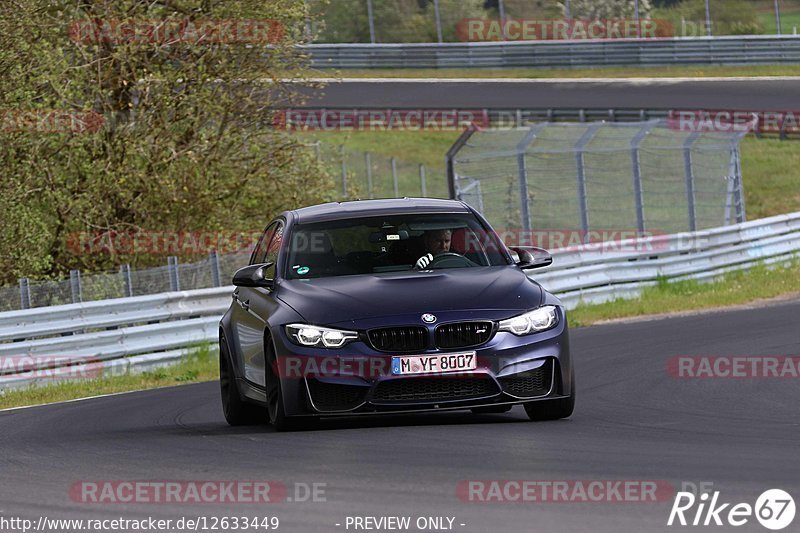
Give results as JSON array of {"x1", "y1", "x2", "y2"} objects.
[{"x1": 275, "y1": 266, "x2": 543, "y2": 326}]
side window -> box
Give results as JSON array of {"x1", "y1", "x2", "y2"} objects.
[
  {"x1": 262, "y1": 222, "x2": 284, "y2": 279},
  {"x1": 265, "y1": 223, "x2": 284, "y2": 266},
  {"x1": 251, "y1": 222, "x2": 278, "y2": 266}
]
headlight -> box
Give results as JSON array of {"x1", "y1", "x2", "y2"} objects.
[
  {"x1": 498, "y1": 306, "x2": 559, "y2": 336},
  {"x1": 285, "y1": 324, "x2": 359, "y2": 349}
]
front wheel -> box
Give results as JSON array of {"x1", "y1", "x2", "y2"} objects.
[
  {"x1": 265, "y1": 339, "x2": 308, "y2": 432},
  {"x1": 524, "y1": 371, "x2": 575, "y2": 421},
  {"x1": 220, "y1": 337, "x2": 264, "y2": 426}
]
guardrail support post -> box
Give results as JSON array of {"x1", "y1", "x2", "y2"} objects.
[
  {"x1": 630, "y1": 122, "x2": 656, "y2": 233},
  {"x1": 733, "y1": 148, "x2": 747, "y2": 223},
  {"x1": 433, "y1": 0, "x2": 443, "y2": 43},
  {"x1": 69, "y1": 270, "x2": 82, "y2": 303},
  {"x1": 366, "y1": 0, "x2": 376, "y2": 43},
  {"x1": 516, "y1": 151, "x2": 532, "y2": 232},
  {"x1": 515, "y1": 123, "x2": 548, "y2": 232},
  {"x1": 575, "y1": 123, "x2": 602, "y2": 242},
  {"x1": 498, "y1": 0, "x2": 507, "y2": 40},
  {"x1": 446, "y1": 124, "x2": 479, "y2": 200},
  {"x1": 419, "y1": 164, "x2": 427, "y2": 197},
  {"x1": 210, "y1": 251, "x2": 222, "y2": 287},
  {"x1": 121, "y1": 264, "x2": 134, "y2": 297},
  {"x1": 340, "y1": 144, "x2": 348, "y2": 198},
  {"x1": 391, "y1": 157, "x2": 399, "y2": 197},
  {"x1": 365, "y1": 152, "x2": 374, "y2": 199},
  {"x1": 683, "y1": 132, "x2": 701, "y2": 232},
  {"x1": 168, "y1": 256, "x2": 180, "y2": 292},
  {"x1": 19, "y1": 278, "x2": 31, "y2": 309}
]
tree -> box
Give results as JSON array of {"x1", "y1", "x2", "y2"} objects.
[{"x1": 0, "y1": 0, "x2": 333, "y2": 283}]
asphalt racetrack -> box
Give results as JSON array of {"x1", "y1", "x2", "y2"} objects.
[
  {"x1": 2, "y1": 299, "x2": 798, "y2": 532},
  {"x1": 297, "y1": 77, "x2": 800, "y2": 111}
]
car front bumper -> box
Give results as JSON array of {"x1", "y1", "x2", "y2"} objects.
[{"x1": 272, "y1": 309, "x2": 573, "y2": 417}]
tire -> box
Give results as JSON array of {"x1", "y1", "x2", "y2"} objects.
[
  {"x1": 264, "y1": 338, "x2": 308, "y2": 432},
  {"x1": 220, "y1": 336, "x2": 265, "y2": 426},
  {"x1": 471, "y1": 405, "x2": 513, "y2": 414},
  {"x1": 524, "y1": 369, "x2": 575, "y2": 421}
]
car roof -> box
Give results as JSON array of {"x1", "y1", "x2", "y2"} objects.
[{"x1": 290, "y1": 198, "x2": 471, "y2": 224}]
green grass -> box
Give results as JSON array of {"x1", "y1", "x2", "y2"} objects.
[
  {"x1": 309, "y1": 131, "x2": 455, "y2": 169},
  {"x1": 321, "y1": 65, "x2": 800, "y2": 79},
  {"x1": 756, "y1": 0, "x2": 800, "y2": 34},
  {"x1": 0, "y1": 344, "x2": 218, "y2": 411},
  {"x1": 740, "y1": 137, "x2": 800, "y2": 219},
  {"x1": 568, "y1": 260, "x2": 800, "y2": 327},
  {"x1": 759, "y1": 11, "x2": 800, "y2": 33}
]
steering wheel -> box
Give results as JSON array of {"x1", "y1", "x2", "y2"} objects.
[{"x1": 426, "y1": 252, "x2": 475, "y2": 269}]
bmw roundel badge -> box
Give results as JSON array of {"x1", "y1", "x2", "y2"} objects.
[{"x1": 421, "y1": 313, "x2": 437, "y2": 324}]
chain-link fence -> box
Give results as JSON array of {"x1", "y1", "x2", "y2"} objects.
[
  {"x1": 448, "y1": 120, "x2": 749, "y2": 239},
  {"x1": 314, "y1": 142, "x2": 447, "y2": 200},
  {"x1": 5, "y1": 252, "x2": 252, "y2": 312},
  {"x1": 307, "y1": 0, "x2": 796, "y2": 44}
]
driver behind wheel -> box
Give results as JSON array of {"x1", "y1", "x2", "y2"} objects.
[{"x1": 415, "y1": 229, "x2": 452, "y2": 269}]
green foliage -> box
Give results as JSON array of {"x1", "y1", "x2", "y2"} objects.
[
  {"x1": 652, "y1": 0, "x2": 764, "y2": 36},
  {"x1": 0, "y1": 0, "x2": 334, "y2": 284},
  {"x1": 559, "y1": 0, "x2": 653, "y2": 19},
  {"x1": 310, "y1": 0, "x2": 486, "y2": 43}
]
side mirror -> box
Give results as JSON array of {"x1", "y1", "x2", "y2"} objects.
[
  {"x1": 232, "y1": 262, "x2": 275, "y2": 288},
  {"x1": 510, "y1": 247, "x2": 553, "y2": 270}
]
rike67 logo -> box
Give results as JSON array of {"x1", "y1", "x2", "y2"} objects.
[{"x1": 668, "y1": 489, "x2": 795, "y2": 530}]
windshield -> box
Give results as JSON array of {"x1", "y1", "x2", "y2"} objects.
[{"x1": 284, "y1": 213, "x2": 509, "y2": 280}]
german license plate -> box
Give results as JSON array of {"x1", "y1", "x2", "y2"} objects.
[{"x1": 391, "y1": 352, "x2": 477, "y2": 375}]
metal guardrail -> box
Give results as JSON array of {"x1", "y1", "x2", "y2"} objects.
[
  {"x1": 1, "y1": 212, "x2": 798, "y2": 392},
  {"x1": 0, "y1": 288, "x2": 230, "y2": 392},
  {"x1": 304, "y1": 36, "x2": 800, "y2": 69},
  {"x1": 537, "y1": 212, "x2": 800, "y2": 308}
]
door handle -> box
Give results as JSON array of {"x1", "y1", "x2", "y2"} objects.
[{"x1": 242, "y1": 299, "x2": 250, "y2": 311}]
